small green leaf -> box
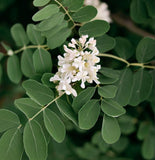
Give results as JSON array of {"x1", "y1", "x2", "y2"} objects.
[
  {"x1": 33, "y1": 0, "x2": 50, "y2": 7},
  {"x1": 98, "y1": 85, "x2": 118, "y2": 98},
  {"x1": 32, "y1": 4, "x2": 59, "y2": 22},
  {"x1": 0, "y1": 128, "x2": 24, "y2": 160},
  {"x1": 136, "y1": 37, "x2": 155, "y2": 63},
  {"x1": 72, "y1": 87, "x2": 96, "y2": 113},
  {"x1": 33, "y1": 48, "x2": 52, "y2": 74},
  {"x1": 7, "y1": 55, "x2": 22, "y2": 84},
  {"x1": 102, "y1": 114, "x2": 121, "y2": 144},
  {"x1": 22, "y1": 79, "x2": 54, "y2": 106},
  {"x1": 98, "y1": 74, "x2": 119, "y2": 84},
  {"x1": 0, "y1": 109, "x2": 20, "y2": 133},
  {"x1": 26, "y1": 24, "x2": 45, "y2": 45},
  {"x1": 145, "y1": 0, "x2": 155, "y2": 18},
  {"x1": 63, "y1": 0, "x2": 84, "y2": 11},
  {"x1": 23, "y1": 120, "x2": 47, "y2": 160},
  {"x1": 72, "y1": 6, "x2": 97, "y2": 22},
  {"x1": 11, "y1": 23, "x2": 29, "y2": 47},
  {"x1": 0, "y1": 52, "x2": 4, "y2": 61},
  {"x1": 21, "y1": 49, "x2": 36, "y2": 78},
  {"x1": 78, "y1": 100, "x2": 100, "y2": 130},
  {"x1": 41, "y1": 73, "x2": 55, "y2": 88},
  {"x1": 79, "y1": 20, "x2": 110, "y2": 37},
  {"x1": 43, "y1": 108, "x2": 66, "y2": 143},
  {"x1": 15, "y1": 98, "x2": 41, "y2": 118},
  {"x1": 101, "y1": 99, "x2": 126, "y2": 117}
]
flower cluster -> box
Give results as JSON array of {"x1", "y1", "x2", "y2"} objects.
[
  {"x1": 50, "y1": 35, "x2": 101, "y2": 97},
  {"x1": 84, "y1": 0, "x2": 112, "y2": 23}
]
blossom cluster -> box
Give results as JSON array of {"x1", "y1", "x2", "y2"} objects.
[
  {"x1": 84, "y1": 0, "x2": 112, "y2": 23},
  {"x1": 50, "y1": 35, "x2": 101, "y2": 97}
]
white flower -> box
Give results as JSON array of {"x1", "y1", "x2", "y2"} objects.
[{"x1": 50, "y1": 35, "x2": 101, "y2": 96}]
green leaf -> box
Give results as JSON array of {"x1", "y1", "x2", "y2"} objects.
[
  {"x1": 23, "y1": 120, "x2": 47, "y2": 160},
  {"x1": 33, "y1": 48, "x2": 52, "y2": 74},
  {"x1": 47, "y1": 27, "x2": 71, "y2": 49},
  {"x1": 11, "y1": 23, "x2": 29, "y2": 47},
  {"x1": 78, "y1": 100, "x2": 100, "y2": 130},
  {"x1": 102, "y1": 114, "x2": 121, "y2": 144},
  {"x1": 15, "y1": 98, "x2": 41, "y2": 118},
  {"x1": 129, "y1": 69, "x2": 153, "y2": 106},
  {"x1": 72, "y1": 87, "x2": 96, "y2": 113},
  {"x1": 63, "y1": 0, "x2": 84, "y2": 11},
  {"x1": 113, "y1": 68, "x2": 133, "y2": 106},
  {"x1": 33, "y1": 0, "x2": 50, "y2": 7},
  {"x1": 98, "y1": 74, "x2": 119, "y2": 84},
  {"x1": 0, "y1": 109, "x2": 20, "y2": 133},
  {"x1": 56, "y1": 98, "x2": 78, "y2": 125},
  {"x1": 145, "y1": 0, "x2": 155, "y2": 18},
  {"x1": 96, "y1": 34, "x2": 116, "y2": 53},
  {"x1": 26, "y1": 24, "x2": 45, "y2": 45},
  {"x1": 7, "y1": 55, "x2": 22, "y2": 84},
  {"x1": 0, "y1": 128, "x2": 24, "y2": 160},
  {"x1": 0, "y1": 52, "x2": 4, "y2": 61},
  {"x1": 136, "y1": 37, "x2": 155, "y2": 63},
  {"x1": 98, "y1": 85, "x2": 118, "y2": 98},
  {"x1": 79, "y1": 20, "x2": 110, "y2": 37},
  {"x1": 0, "y1": 64, "x2": 2, "y2": 83},
  {"x1": 41, "y1": 73, "x2": 55, "y2": 88},
  {"x1": 72, "y1": 6, "x2": 97, "y2": 23},
  {"x1": 43, "y1": 108, "x2": 66, "y2": 143},
  {"x1": 32, "y1": 4, "x2": 59, "y2": 22},
  {"x1": 101, "y1": 99, "x2": 126, "y2": 117},
  {"x1": 22, "y1": 79, "x2": 54, "y2": 106},
  {"x1": 114, "y1": 37, "x2": 134, "y2": 60},
  {"x1": 21, "y1": 49, "x2": 36, "y2": 78}
]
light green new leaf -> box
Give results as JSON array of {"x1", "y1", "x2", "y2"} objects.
[
  {"x1": 11, "y1": 23, "x2": 29, "y2": 47},
  {"x1": 136, "y1": 37, "x2": 155, "y2": 63},
  {"x1": 22, "y1": 79, "x2": 54, "y2": 106},
  {"x1": 26, "y1": 24, "x2": 45, "y2": 45},
  {"x1": 78, "y1": 100, "x2": 100, "y2": 130},
  {"x1": 32, "y1": 4, "x2": 59, "y2": 22},
  {"x1": 79, "y1": 20, "x2": 110, "y2": 37},
  {"x1": 47, "y1": 27, "x2": 71, "y2": 49},
  {"x1": 72, "y1": 6, "x2": 97, "y2": 23},
  {"x1": 96, "y1": 34, "x2": 116, "y2": 53},
  {"x1": 23, "y1": 120, "x2": 47, "y2": 160},
  {"x1": 72, "y1": 87, "x2": 96, "y2": 113},
  {"x1": 15, "y1": 98, "x2": 41, "y2": 118},
  {"x1": 21, "y1": 49, "x2": 36, "y2": 78},
  {"x1": 0, "y1": 109, "x2": 20, "y2": 133},
  {"x1": 98, "y1": 85, "x2": 118, "y2": 98},
  {"x1": 63, "y1": 0, "x2": 84, "y2": 11},
  {"x1": 114, "y1": 37, "x2": 134, "y2": 60},
  {"x1": 33, "y1": 0, "x2": 50, "y2": 7},
  {"x1": 56, "y1": 99, "x2": 78, "y2": 125},
  {"x1": 114, "y1": 68, "x2": 133, "y2": 106},
  {"x1": 101, "y1": 99, "x2": 126, "y2": 117},
  {"x1": 33, "y1": 48, "x2": 52, "y2": 74},
  {"x1": 41, "y1": 73, "x2": 55, "y2": 88},
  {"x1": 102, "y1": 114, "x2": 121, "y2": 144},
  {"x1": 43, "y1": 108, "x2": 66, "y2": 143},
  {"x1": 0, "y1": 128, "x2": 24, "y2": 160}
]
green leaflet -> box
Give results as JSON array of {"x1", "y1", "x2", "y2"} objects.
[
  {"x1": 26, "y1": 24, "x2": 45, "y2": 45},
  {"x1": 96, "y1": 34, "x2": 116, "y2": 53},
  {"x1": 101, "y1": 99, "x2": 126, "y2": 117},
  {"x1": 114, "y1": 37, "x2": 134, "y2": 60},
  {"x1": 33, "y1": 0, "x2": 50, "y2": 7},
  {"x1": 21, "y1": 49, "x2": 36, "y2": 78},
  {"x1": 22, "y1": 79, "x2": 54, "y2": 106},
  {"x1": 33, "y1": 48, "x2": 52, "y2": 74},
  {"x1": 0, "y1": 52, "x2": 4, "y2": 61},
  {"x1": 78, "y1": 100, "x2": 100, "y2": 130},
  {"x1": 15, "y1": 98, "x2": 41, "y2": 118},
  {"x1": 63, "y1": 0, "x2": 84, "y2": 11},
  {"x1": 32, "y1": 4, "x2": 59, "y2": 22},
  {"x1": 0, "y1": 109, "x2": 20, "y2": 133},
  {"x1": 23, "y1": 120, "x2": 47, "y2": 160},
  {"x1": 0, "y1": 64, "x2": 2, "y2": 83},
  {"x1": 79, "y1": 20, "x2": 110, "y2": 37},
  {"x1": 145, "y1": 0, "x2": 155, "y2": 18},
  {"x1": 72, "y1": 6, "x2": 97, "y2": 23},
  {"x1": 102, "y1": 114, "x2": 121, "y2": 144},
  {"x1": 98, "y1": 85, "x2": 118, "y2": 98},
  {"x1": 43, "y1": 108, "x2": 66, "y2": 143},
  {"x1": 11, "y1": 23, "x2": 29, "y2": 47},
  {"x1": 136, "y1": 37, "x2": 155, "y2": 63},
  {"x1": 72, "y1": 87, "x2": 96, "y2": 113},
  {"x1": 7, "y1": 55, "x2": 22, "y2": 84},
  {"x1": 0, "y1": 128, "x2": 24, "y2": 160},
  {"x1": 41, "y1": 73, "x2": 55, "y2": 88}
]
